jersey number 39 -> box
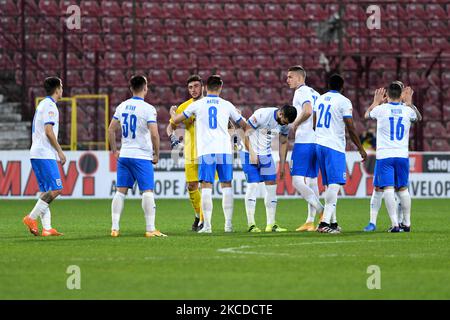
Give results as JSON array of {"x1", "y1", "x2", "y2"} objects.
[{"x1": 122, "y1": 113, "x2": 137, "y2": 139}]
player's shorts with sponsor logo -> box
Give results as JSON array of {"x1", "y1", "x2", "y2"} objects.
[
  {"x1": 290, "y1": 143, "x2": 319, "y2": 178},
  {"x1": 198, "y1": 153, "x2": 233, "y2": 184},
  {"x1": 240, "y1": 151, "x2": 277, "y2": 183},
  {"x1": 374, "y1": 157, "x2": 409, "y2": 189},
  {"x1": 316, "y1": 145, "x2": 347, "y2": 186},
  {"x1": 117, "y1": 157, "x2": 154, "y2": 191},
  {"x1": 30, "y1": 159, "x2": 63, "y2": 192}
]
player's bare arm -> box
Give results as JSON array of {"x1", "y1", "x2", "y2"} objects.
[
  {"x1": 364, "y1": 88, "x2": 386, "y2": 119},
  {"x1": 44, "y1": 123, "x2": 66, "y2": 165},
  {"x1": 149, "y1": 123, "x2": 160, "y2": 164},
  {"x1": 170, "y1": 109, "x2": 188, "y2": 125},
  {"x1": 344, "y1": 117, "x2": 367, "y2": 161},
  {"x1": 292, "y1": 101, "x2": 312, "y2": 131},
  {"x1": 279, "y1": 134, "x2": 289, "y2": 179},
  {"x1": 243, "y1": 121, "x2": 258, "y2": 165},
  {"x1": 108, "y1": 119, "x2": 121, "y2": 159},
  {"x1": 402, "y1": 87, "x2": 423, "y2": 121}
]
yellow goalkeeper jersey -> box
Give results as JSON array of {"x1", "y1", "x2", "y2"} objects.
[{"x1": 170, "y1": 98, "x2": 196, "y2": 163}]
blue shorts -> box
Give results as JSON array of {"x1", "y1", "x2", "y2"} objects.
[
  {"x1": 198, "y1": 154, "x2": 233, "y2": 183},
  {"x1": 240, "y1": 151, "x2": 277, "y2": 183},
  {"x1": 117, "y1": 157, "x2": 154, "y2": 191},
  {"x1": 290, "y1": 143, "x2": 318, "y2": 178},
  {"x1": 316, "y1": 145, "x2": 347, "y2": 186},
  {"x1": 374, "y1": 158, "x2": 409, "y2": 189},
  {"x1": 30, "y1": 159, "x2": 63, "y2": 192}
]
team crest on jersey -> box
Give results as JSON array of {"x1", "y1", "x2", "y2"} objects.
[
  {"x1": 343, "y1": 172, "x2": 347, "y2": 180},
  {"x1": 56, "y1": 179, "x2": 62, "y2": 186},
  {"x1": 48, "y1": 111, "x2": 55, "y2": 118}
]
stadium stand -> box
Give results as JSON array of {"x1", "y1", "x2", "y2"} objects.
[{"x1": 0, "y1": 0, "x2": 449, "y2": 151}]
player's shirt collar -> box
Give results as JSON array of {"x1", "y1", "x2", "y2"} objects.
[
  {"x1": 296, "y1": 84, "x2": 304, "y2": 90},
  {"x1": 273, "y1": 110, "x2": 277, "y2": 121},
  {"x1": 206, "y1": 94, "x2": 218, "y2": 97},
  {"x1": 131, "y1": 96, "x2": 144, "y2": 100},
  {"x1": 45, "y1": 96, "x2": 56, "y2": 103},
  {"x1": 329, "y1": 90, "x2": 339, "y2": 93},
  {"x1": 389, "y1": 102, "x2": 401, "y2": 105}
]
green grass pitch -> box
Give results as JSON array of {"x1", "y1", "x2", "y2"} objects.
[{"x1": 1, "y1": 198, "x2": 449, "y2": 299}]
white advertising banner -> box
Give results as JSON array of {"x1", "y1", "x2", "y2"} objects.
[{"x1": 1, "y1": 151, "x2": 450, "y2": 199}]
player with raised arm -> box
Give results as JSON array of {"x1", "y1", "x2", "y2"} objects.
[
  {"x1": 171, "y1": 75, "x2": 246, "y2": 233},
  {"x1": 108, "y1": 75, "x2": 165, "y2": 238},
  {"x1": 315, "y1": 74, "x2": 367, "y2": 233},
  {"x1": 166, "y1": 75, "x2": 205, "y2": 231},
  {"x1": 23, "y1": 77, "x2": 66, "y2": 237},
  {"x1": 241, "y1": 105, "x2": 297, "y2": 232},
  {"x1": 286, "y1": 66, "x2": 324, "y2": 232},
  {"x1": 364, "y1": 83, "x2": 421, "y2": 232}
]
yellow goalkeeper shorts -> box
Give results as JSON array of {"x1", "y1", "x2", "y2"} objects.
[{"x1": 185, "y1": 163, "x2": 199, "y2": 183}]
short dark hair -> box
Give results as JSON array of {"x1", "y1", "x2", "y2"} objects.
[
  {"x1": 129, "y1": 75, "x2": 147, "y2": 92},
  {"x1": 281, "y1": 104, "x2": 297, "y2": 123},
  {"x1": 44, "y1": 77, "x2": 62, "y2": 95},
  {"x1": 187, "y1": 74, "x2": 202, "y2": 85},
  {"x1": 328, "y1": 74, "x2": 344, "y2": 92},
  {"x1": 288, "y1": 65, "x2": 306, "y2": 79},
  {"x1": 206, "y1": 75, "x2": 223, "y2": 91},
  {"x1": 387, "y1": 82, "x2": 402, "y2": 99}
]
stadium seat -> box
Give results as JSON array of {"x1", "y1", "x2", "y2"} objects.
[
  {"x1": 187, "y1": 36, "x2": 209, "y2": 53},
  {"x1": 209, "y1": 37, "x2": 230, "y2": 54},
  {"x1": 273, "y1": 55, "x2": 292, "y2": 70},
  {"x1": 145, "y1": 36, "x2": 166, "y2": 52},
  {"x1": 423, "y1": 121, "x2": 447, "y2": 138},
  {"x1": 237, "y1": 70, "x2": 258, "y2": 87},
  {"x1": 203, "y1": 3, "x2": 224, "y2": 19},
  {"x1": 66, "y1": 70, "x2": 83, "y2": 87},
  {"x1": 81, "y1": 17, "x2": 101, "y2": 34},
  {"x1": 101, "y1": 1, "x2": 124, "y2": 17},
  {"x1": 384, "y1": 4, "x2": 407, "y2": 20},
  {"x1": 168, "y1": 53, "x2": 193, "y2": 69},
  {"x1": 221, "y1": 88, "x2": 239, "y2": 103},
  {"x1": 431, "y1": 139, "x2": 450, "y2": 151},
  {"x1": 139, "y1": 2, "x2": 160, "y2": 18},
  {"x1": 161, "y1": 3, "x2": 183, "y2": 19},
  {"x1": 244, "y1": 4, "x2": 265, "y2": 20},
  {"x1": 1, "y1": 0, "x2": 18, "y2": 15},
  {"x1": 80, "y1": 0, "x2": 102, "y2": 16},
  {"x1": 223, "y1": 3, "x2": 244, "y2": 20},
  {"x1": 266, "y1": 21, "x2": 286, "y2": 37},
  {"x1": 166, "y1": 36, "x2": 187, "y2": 52},
  {"x1": 237, "y1": 87, "x2": 259, "y2": 105},
  {"x1": 259, "y1": 87, "x2": 281, "y2": 105},
  {"x1": 270, "y1": 37, "x2": 290, "y2": 53},
  {"x1": 212, "y1": 55, "x2": 233, "y2": 69},
  {"x1": 205, "y1": 20, "x2": 226, "y2": 37},
  {"x1": 259, "y1": 70, "x2": 281, "y2": 88},
  {"x1": 37, "y1": 52, "x2": 60, "y2": 69},
  {"x1": 146, "y1": 53, "x2": 167, "y2": 70},
  {"x1": 249, "y1": 37, "x2": 271, "y2": 54},
  {"x1": 164, "y1": 19, "x2": 186, "y2": 36},
  {"x1": 102, "y1": 17, "x2": 123, "y2": 34},
  {"x1": 154, "y1": 87, "x2": 176, "y2": 106},
  {"x1": 148, "y1": 70, "x2": 171, "y2": 87},
  {"x1": 422, "y1": 105, "x2": 442, "y2": 121},
  {"x1": 285, "y1": 4, "x2": 305, "y2": 20},
  {"x1": 83, "y1": 34, "x2": 105, "y2": 52},
  {"x1": 171, "y1": 70, "x2": 191, "y2": 85},
  {"x1": 253, "y1": 55, "x2": 275, "y2": 69},
  {"x1": 144, "y1": 19, "x2": 164, "y2": 35},
  {"x1": 264, "y1": 4, "x2": 285, "y2": 20},
  {"x1": 227, "y1": 20, "x2": 248, "y2": 37},
  {"x1": 216, "y1": 69, "x2": 237, "y2": 87},
  {"x1": 184, "y1": 3, "x2": 204, "y2": 20},
  {"x1": 229, "y1": 37, "x2": 249, "y2": 54},
  {"x1": 38, "y1": 0, "x2": 59, "y2": 16},
  {"x1": 426, "y1": 4, "x2": 448, "y2": 19},
  {"x1": 304, "y1": 4, "x2": 327, "y2": 20},
  {"x1": 102, "y1": 52, "x2": 126, "y2": 68},
  {"x1": 406, "y1": 3, "x2": 426, "y2": 19},
  {"x1": 121, "y1": 1, "x2": 133, "y2": 17},
  {"x1": 24, "y1": 0, "x2": 40, "y2": 16},
  {"x1": 238, "y1": 106, "x2": 254, "y2": 119},
  {"x1": 105, "y1": 35, "x2": 130, "y2": 52},
  {"x1": 39, "y1": 34, "x2": 60, "y2": 52},
  {"x1": 185, "y1": 20, "x2": 206, "y2": 36},
  {"x1": 0, "y1": 53, "x2": 14, "y2": 70},
  {"x1": 247, "y1": 21, "x2": 267, "y2": 37}
]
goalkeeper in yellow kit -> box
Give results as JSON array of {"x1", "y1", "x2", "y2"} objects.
[{"x1": 166, "y1": 75, "x2": 204, "y2": 231}]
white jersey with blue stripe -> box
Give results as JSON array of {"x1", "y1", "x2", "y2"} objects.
[
  {"x1": 246, "y1": 107, "x2": 289, "y2": 155},
  {"x1": 113, "y1": 97, "x2": 157, "y2": 160},
  {"x1": 369, "y1": 102, "x2": 417, "y2": 159},
  {"x1": 292, "y1": 84, "x2": 320, "y2": 144},
  {"x1": 314, "y1": 90, "x2": 353, "y2": 153},
  {"x1": 183, "y1": 94, "x2": 242, "y2": 157},
  {"x1": 30, "y1": 96, "x2": 59, "y2": 160}
]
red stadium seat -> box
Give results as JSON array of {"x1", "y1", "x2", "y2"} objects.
[
  {"x1": 121, "y1": 1, "x2": 133, "y2": 17},
  {"x1": 102, "y1": 52, "x2": 126, "y2": 68},
  {"x1": 149, "y1": 70, "x2": 171, "y2": 87},
  {"x1": 171, "y1": 69, "x2": 191, "y2": 84},
  {"x1": 273, "y1": 55, "x2": 292, "y2": 70},
  {"x1": 248, "y1": 37, "x2": 271, "y2": 54},
  {"x1": 237, "y1": 87, "x2": 259, "y2": 105},
  {"x1": 209, "y1": 37, "x2": 230, "y2": 54},
  {"x1": 228, "y1": 20, "x2": 248, "y2": 37},
  {"x1": 144, "y1": 19, "x2": 164, "y2": 35},
  {"x1": 204, "y1": 3, "x2": 224, "y2": 19},
  {"x1": 24, "y1": 0, "x2": 40, "y2": 16},
  {"x1": 185, "y1": 20, "x2": 206, "y2": 36},
  {"x1": 102, "y1": 17, "x2": 123, "y2": 34},
  {"x1": 101, "y1": 1, "x2": 123, "y2": 17},
  {"x1": 232, "y1": 55, "x2": 253, "y2": 69},
  {"x1": 285, "y1": 4, "x2": 305, "y2": 20},
  {"x1": 253, "y1": 55, "x2": 275, "y2": 69},
  {"x1": 216, "y1": 69, "x2": 237, "y2": 87},
  {"x1": 304, "y1": 4, "x2": 327, "y2": 20},
  {"x1": 154, "y1": 87, "x2": 176, "y2": 106},
  {"x1": 237, "y1": 70, "x2": 258, "y2": 87},
  {"x1": 384, "y1": 4, "x2": 407, "y2": 20},
  {"x1": 443, "y1": 105, "x2": 450, "y2": 121},
  {"x1": 67, "y1": 34, "x2": 83, "y2": 50},
  {"x1": 223, "y1": 4, "x2": 244, "y2": 20},
  {"x1": 270, "y1": 37, "x2": 290, "y2": 53},
  {"x1": 264, "y1": 4, "x2": 285, "y2": 20},
  {"x1": 145, "y1": 36, "x2": 166, "y2": 52},
  {"x1": 184, "y1": 3, "x2": 204, "y2": 20},
  {"x1": 266, "y1": 21, "x2": 286, "y2": 37},
  {"x1": 80, "y1": 0, "x2": 102, "y2": 16},
  {"x1": 1, "y1": 0, "x2": 19, "y2": 15},
  {"x1": 259, "y1": 70, "x2": 281, "y2": 88},
  {"x1": 212, "y1": 55, "x2": 233, "y2": 69},
  {"x1": 345, "y1": 4, "x2": 366, "y2": 20},
  {"x1": 431, "y1": 139, "x2": 450, "y2": 151},
  {"x1": 0, "y1": 53, "x2": 14, "y2": 70},
  {"x1": 161, "y1": 3, "x2": 183, "y2": 19},
  {"x1": 423, "y1": 106, "x2": 442, "y2": 121},
  {"x1": 126, "y1": 53, "x2": 147, "y2": 69},
  {"x1": 39, "y1": 34, "x2": 60, "y2": 52},
  {"x1": 66, "y1": 70, "x2": 83, "y2": 87},
  {"x1": 125, "y1": 35, "x2": 149, "y2": 53},
  {"x1": 147, "y1": 53, "x2": 167, "y2": 69},
  {"x1": 247, "y1": 21, "x2": 267, "y2": 37},
  {"x1": 164, "y1": 19, "x2": 185, "y2": 36},
  {"x1": 105, "y1": 35, "x2": 130, "y2": 52},
  {"x1": 205, "y1": 20, "x2": 226, "y2": 37},
  {"x1": 406, "y1": 3, "x2": 426, "y2": 19},
  {"x1": 221, "y1": 88, "x2": 239, "y2": 103},
  {"x1": 244, "y1": 4, "x2": 265, "y2": 20},
  {"x1": 81, "y1": 17, "x2": 101, "y2": 33},
  {"x1": 39, "y1": 0, "x2": 59, "y2": 16},
  {"x1": 37, "y1": 52, "x2": 60, "y2": 69},
  {"x1": 423, "y1": 121, "x2": 447, "y2": 138},
  {"x1": 166, "y1": 36, "x2": 187, "y2": 51},
  {"x1": 188, "y1": 36, "x2": 209, "y2": 53},
  {"x1": 229, "y1": 37, "x2": 249, "y2": 53},
  {"x1": 197, "y1": 56, "x2": 211, "y2": 69},
  {"x1": 139, "y1": 3, "x2": 160, "y2": 18},
  {"x1": 83, "y1": 34, "x2": 105, "y2": 52},
  {"x1": 168, "y1": 52, "x2": 194, "y2": 69}
]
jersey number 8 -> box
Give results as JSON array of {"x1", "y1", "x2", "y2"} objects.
[{"x1": 208, "y1": 106, "x2": 217, "y2": 129}]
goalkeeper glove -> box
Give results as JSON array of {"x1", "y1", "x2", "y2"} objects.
[{"x1": 169, "y1": 133, "x2": 181, "y2": 149}]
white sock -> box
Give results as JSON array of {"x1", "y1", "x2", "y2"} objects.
[
  {"x1": 201, "y1": 188, "x2": 213, "y2": 229},
  {"x1": 40, "y1": 207, "x2": 52, "y2": 230},
  {"x1": 384, "y1": 188, "x2": 399, "y2": 227},
  {"x1": 331, "y1": 208, "x2": 337, "y2": 224},
  {"x1": 370, "y1": 190, "x2": 383, "y2": 225},
  {"x1": 395, "y1": 192, "x2": 403, "y2": 225},
  {"x1": 306, "y1": 178, "x2": 319, "y2": 223},
  {"x1": 222, "y1": 187, "x2": 233, "y2": 228},
  {"x1": 29, "y1": 199, "x2": 49, "y2": 220},
  {"x1": 264, "y1": 184, "x2": 277, "y2": 226},
  {"x1": 142, "y1": 192, "x2": 156, "y2": 232},
  {"x1": 111, "y1": 192, "x2": 125, "y2": 231},
  {"x1": 323, "y1": 184, "x2": 339, "y2": 224},
  {"x1": 245, "y1": 183, "x2": 258, "y2": 226},
  {"x1": 397, "y1": 189, "x2": 411, "y2": 226},
  {"x1": 293, "y1": 176, "x2": 324, "y2": 214}
]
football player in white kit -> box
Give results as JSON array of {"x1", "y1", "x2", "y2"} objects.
[
  {"x1": 23, "y1": 77, "x2": 66, "y2": 237},
  {"x1": 171, "y1": 75, "x2": 247, "y2": 233},
  {"x1": 364, "y1": 82, "x2": 421, "y2": 232},
  {"x1": 241, "y1": 105, "x2": 297, "y2": 232},
  {"x1": 315, "y1": 74, "x2": 367, "y2": 233},
  {"x1": 108, "y1": 75, "x2": 166, "y2": 238},
  {"x1": 286, "y1": 66, "x2": 324, "y2": 232}
]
